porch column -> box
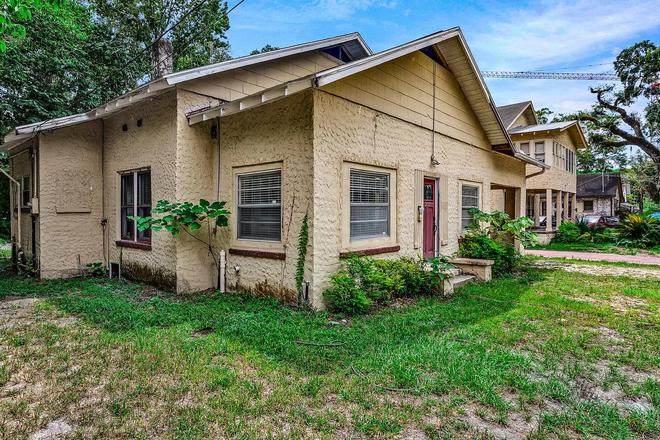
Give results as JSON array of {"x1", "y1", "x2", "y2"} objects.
[
  {"x1": 572, "y1": 193, "x2": 577, "y2": 219},
  {"x1": 557, "y1": 191, "x2": 563, "y2": 228},
  {"x1": 564, "y1": 192, "x2": 570, "y2": 223},
  {"x1": 546, "y1": 188, "x2": 553, "y2": 232},
  {"x1": 534, "y1": 194, "x2": 541, "y2": 226}
]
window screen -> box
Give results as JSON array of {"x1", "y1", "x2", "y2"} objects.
[
  {"x1": 461, "y1": 185, "x2": 479, "y2": 230},
  {"x1": 535, "y1": 142, "x2": 545, "y2": 163},
  {"x1": 350, "y1": 169, "x2": 390, "y2": 240},
  {"x1": 520, "y1": 142, "x2": 530, "y2": 155},
  {"x1": 237, "y1": 169, "x2": 282, "y2": 242}
]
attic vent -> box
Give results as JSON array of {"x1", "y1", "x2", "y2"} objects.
[
  {"x1": 321, "y1": 45, "x2": 352, "y2": 63},
  {"x1": 420, "y1": 46, "x2": 445, "y2": 68}
]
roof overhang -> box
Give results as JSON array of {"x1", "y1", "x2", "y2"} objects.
[{"x1": 189, "y1": 28, "x2": 517, "y2": 156}]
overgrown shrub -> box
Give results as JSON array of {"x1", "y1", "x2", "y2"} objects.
[
  {"x1": 552, "y1": 222, "x2": 583, "y2": 244},
  {"x1": 458, "y1": 209, "x2": 537, "y2": 277},
  {"x1": 323, "y1": 255, "x2": 454, "y2": 315},
  {"x1": 593, "y1": 227, "x2": 619, "y2": 244},
  {"x1": 617, "y1": 214, "x2": 660, "y2": 249}
]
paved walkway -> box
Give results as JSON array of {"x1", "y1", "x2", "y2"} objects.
[{"x1": 527, "y1": 250, "x2": 660, "y2": 265}]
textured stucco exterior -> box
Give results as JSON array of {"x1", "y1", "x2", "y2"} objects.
[
  {"x1": 310, "y1": 90, "x2": 526, "y2": 306},
  {"x1": 103, "y1": 90, "x2": 179, "y2": 287},
  {"x1": 38, "y1": 123, "x2": 104, "y2": 278}
]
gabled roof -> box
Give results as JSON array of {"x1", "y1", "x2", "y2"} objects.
[
  {"x1": 496, "y1": 101, "x2": 538, "y2": 130},
  {"x1": 577, "y1": 172, "x2": 622, "y2": 198},
  {"x1": 508, "y1": 120, "x2": 590, "y2": 149},
  {"x1": 1, "y1": 33, "x2": 371, "y2": 152},
  {"x1": 190, "y1": 27, "x2": 517, "y2": 155}
]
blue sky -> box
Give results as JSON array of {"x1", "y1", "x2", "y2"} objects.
[{"x1": 225, "y1": 0, "x2": 660, "y2": 117}]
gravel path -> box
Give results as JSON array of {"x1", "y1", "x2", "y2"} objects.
[{"x1": 531, "y1": 260, "x2": 660, "y2": 278}]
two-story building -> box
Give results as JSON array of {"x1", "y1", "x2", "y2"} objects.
[{"x1": 497, "y1": 101, "x2": 589, "y2": 243}]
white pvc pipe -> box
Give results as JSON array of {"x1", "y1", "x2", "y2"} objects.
[{"x1": 219, "y1": 250, "x2": 226, "y2": 293}]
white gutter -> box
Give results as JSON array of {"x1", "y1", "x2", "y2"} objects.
[{"x1": 0, "y1": 168, "x2": 21, "y2": 253}]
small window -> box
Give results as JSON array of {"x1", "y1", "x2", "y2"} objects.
[
  {"x1": 120, "y1": 169, "x2": 151, "y2": 243},
  {"x1": 584, "y1": 200, "x2": 594, "y2": 211},
  {"x1": 520, "y1": 142, "x2": 530, "y2": 155},
  {"x1": 21, "y1": 175, "x2": 31, "y2": 207},
  {"x1": 461, "y1": 184, "x2": 480, "y2": 230},
  {"x1": 535, "y1": 142, "x2": 545, "y2": 163},
  {"x1": 350, "y1": 169, "x2": 390, "y2": 240},
  {"x1": 237, "y1": 169, "x2": 282, "y2": 242}
]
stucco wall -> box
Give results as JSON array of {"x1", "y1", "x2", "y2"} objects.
[
  {"x1": 577, "y1": 197, "x2": 617, "y2": 216},
  {"x1": 311, "y1": 90, "x2": 526, "y2": 306},
  {"x1": 518, "y1": 130, "x2": 579, "y2": 193},
  {"x1": 103, "y1": 90, "x2": 179, "y2": 288},
  {"x1": 38, "y1": 123, "x2": 104, "y2": 277}
]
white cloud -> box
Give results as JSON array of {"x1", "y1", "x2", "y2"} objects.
[{"x1": 473, "y1": 0, "x2": 660, "y2": 70}]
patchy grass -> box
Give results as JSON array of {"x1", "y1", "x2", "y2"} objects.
[
  {"x1": 527, "y1": 255, "x2": 660, "y2": 269},
  {"x1": 535, "y1": 242, "x2": 660, "y2": 256},
  {"x1": 0, "y1": 261, "x2": 659, "y2": 439}
]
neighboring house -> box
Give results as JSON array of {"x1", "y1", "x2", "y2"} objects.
[
  {"x1": 496, "y1": 101, "x2": 589, "y2": 243},
  {"x1": 576, "y1": 172, "x2": 625, "y2": 216},
  {"x1": 1, "y1": 28, "x2": 542, "y2": 308}
]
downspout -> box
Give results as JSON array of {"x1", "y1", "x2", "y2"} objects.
[
  {"x1": 0, "y1": 168, "x2": 21, "y2": 254},
  {"x1": 31, "y1": 142, "x2": 37, "y2": 257},
  {"x1": 213, "y1": 117, "x2": 225, "y2": 292},
  {"x1": 526, "y1": 167, "x2": 547, "y2": 179},
  {"x1": 430, "y1": 62, "x2": 440, "y2": 165},
  {"x1": 101, "y1": 119, "x2": 108, "y2": 267}
]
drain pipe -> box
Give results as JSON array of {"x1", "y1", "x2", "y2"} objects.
[
  {"x1": 219, "y1": 250, "x2": 226, "y2": 293},
  {"x1": 430, "y1": 62, "x2": 440, "y2": 165},
  {"x1": 213, "y1": 117, "x2": 221, "y2": 235},
  {"x1": 0, "y1": 168, "x2": 21, "y2": 254}
]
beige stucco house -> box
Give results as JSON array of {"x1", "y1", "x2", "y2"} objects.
[
  {"x1": 1, "y1": 28, "x2": 543, "y2": 308},
  {"x1": 496, "y1": 101, "x2": 589, "y2": 243}
]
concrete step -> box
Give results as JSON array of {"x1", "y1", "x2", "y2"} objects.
[
  {"x1": 452, "y1": 274, "x2": 476, "y2": 288},
  {"x1": 448, "y1": 268, "x2": 462, "y2": 277}
]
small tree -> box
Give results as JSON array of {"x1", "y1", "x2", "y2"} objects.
[
  {"x1": 129, "y1": 199, "x2": 229, "y2": 267},
  {"x1": 469, "y1": 209, "x2": 538, "y2": 248}
]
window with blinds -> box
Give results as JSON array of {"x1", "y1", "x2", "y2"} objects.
[
  {"x1": 237, "y1": 169, "x2": 282, "y2": 242},
  {"x1": 461, "y1": 185, "x2": 479, "y2": 230},
  {"x1": 350, "y1": 169, "x2": 390, "y2": 240},
  {"x1": 534, "y1": 141, "x2": 545, "y2": 163},
  {"x1": 520, "y1": 142, "x2": 530, "y2": 155}
]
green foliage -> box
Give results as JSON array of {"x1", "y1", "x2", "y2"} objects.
[
  {"x1": 617, "y1": 214, "x2": 660, "y2": 248},
  {"x1": 459, "y1": 209, "x2": 536, "y2": 277},
  {"x1": 0, "y1": 0, "x2": 65, "y2": 51},
  {"x1": 628, "y1": 152, "x2": 660, "y2": 207},
  {"x1": 552, "y1": 222, "x2": 583, "y2": 244},
  {"x1": 250, "y1": 44, "x2": 279, "y2": 55},
  {"x1": 86, "y1": 262, "x2": 107, "y2": 278},
  {"x1": 295, "y1": 214, "x2": 309, "y2": 305},
  {"x1": 0, "y1": 0, "x2": 143, "y2": 135},
  {"x1": 130, "y1": 199, "x2": 229, "y2": 237},
  {"x1": 93, "y1": 0, "x2": 231, "y2": 73},
  {"x1": 323, "y1": 255, "x2": 455, "y2": 315},
  {"x1": 469, "y1": 208, "x2": 538, "y2": 248}
]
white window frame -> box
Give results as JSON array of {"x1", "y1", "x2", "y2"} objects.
[
  {"x1": 341, "y1": 162, "x2": 397, "y2": 251},
  {"x1": 519, "y1": 142, "x2": 530, "y2": 155},
  {"x1": 119, "y1": 169, "x2": 151, "y2": 244},
  {"x1": 235, "y1": 168, "x2": 282, "y2": 243},
  {"x1": 534, "y1": 141, "x2": 546, "y2": 164},
  {"x1": 20, "y1": 175, "x2": 31, "y2": 208},
  {"x1": 460, "y1": 183, "x2": 481, "y2": 231}
]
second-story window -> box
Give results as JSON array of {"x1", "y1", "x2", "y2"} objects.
[
  {"x1": 535, "y1": 141, "x2": 545, "y2": 163},
  {"x1": 520, "y1": 142, "x2": 530, "y2": 155}
]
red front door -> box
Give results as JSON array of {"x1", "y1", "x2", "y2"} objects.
[{"x1": 423, "y1": 179, "x2": 436, "y2": 258}]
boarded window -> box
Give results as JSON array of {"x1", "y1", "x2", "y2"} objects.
[
  {"x1": 461, "y1": 184, "x2": 479, "y2": 230},
  {"x1": 237, "y1": 169, "x2": 282, "y2": 242},
  {"x1": 120, "y1": 170, "x2": 151, "y2": 243},
  {"x1": 350, "y1": 169, "x2": 390, "y2": 240}
]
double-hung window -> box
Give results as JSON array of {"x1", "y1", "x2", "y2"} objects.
[
  {"x1": 349, "y1": 169, "x2": 390, "y2": 240},
  {"x1": 237, "y1": 169, "x2": 282, "y2": 242},
  {"x1": 534, "y1": 141, "x2": 545, "y2": 163},
  {"x1": 20, "y1": 175, "x2": 31, "y2": 208},
  {"x1": 461, "y1": 184, "x2": 479, "y2": 230},
  {"x1": 520, "y1": 142, "x2": 530, "y2": 155},
  {"x1": 120, "y1": 170, "x2": 151, "y2": 243}
]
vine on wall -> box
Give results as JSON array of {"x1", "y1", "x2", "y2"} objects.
[{"x1": 296, "y1": 214, "x2": 309, "y2": 306}]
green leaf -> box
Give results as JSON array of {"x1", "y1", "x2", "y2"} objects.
[
  {"x1": 216, "y1": 216, "x2": 228, "y2": 227},
  {"x1": 199, "y1": 199, "x2": 210, "y2": 208},
  {"x1": 189, "y1": 223, "x2": 202, "y2": 231},
  {"x1": 209, "y1": 201, "x2": 226, "y2": 210}
]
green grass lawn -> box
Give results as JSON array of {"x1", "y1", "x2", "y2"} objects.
[
  {"x1": 0, "y1": 260, "x2": 659, "y2": 439},
  {"x1": 534, "y1": 242, "x2": 660, "y2": 256}
]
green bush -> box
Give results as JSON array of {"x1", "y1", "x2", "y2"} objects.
[
  {"x1": 323, "y1": 255, "x2": 454, "y2": 315},
  {"x1": 459, "y1": 234, "x2": 519, "y2": 277},
  {"x1": 552, "y1": 222, "x2": 583, "y2": 244},
  {"x1": 593, "y1": 227, "x2": 619, "y2": 244},
  {"x1": 617, "y1": 214, "x2": 660, "y2": 249}
]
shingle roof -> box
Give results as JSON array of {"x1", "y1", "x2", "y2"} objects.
[
  {"x1": 496, "y1": 101, "x2": 532, "y2": 129},
  {"x1": 577, "y1": 172, "x2": 621, "y2": 198}
]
